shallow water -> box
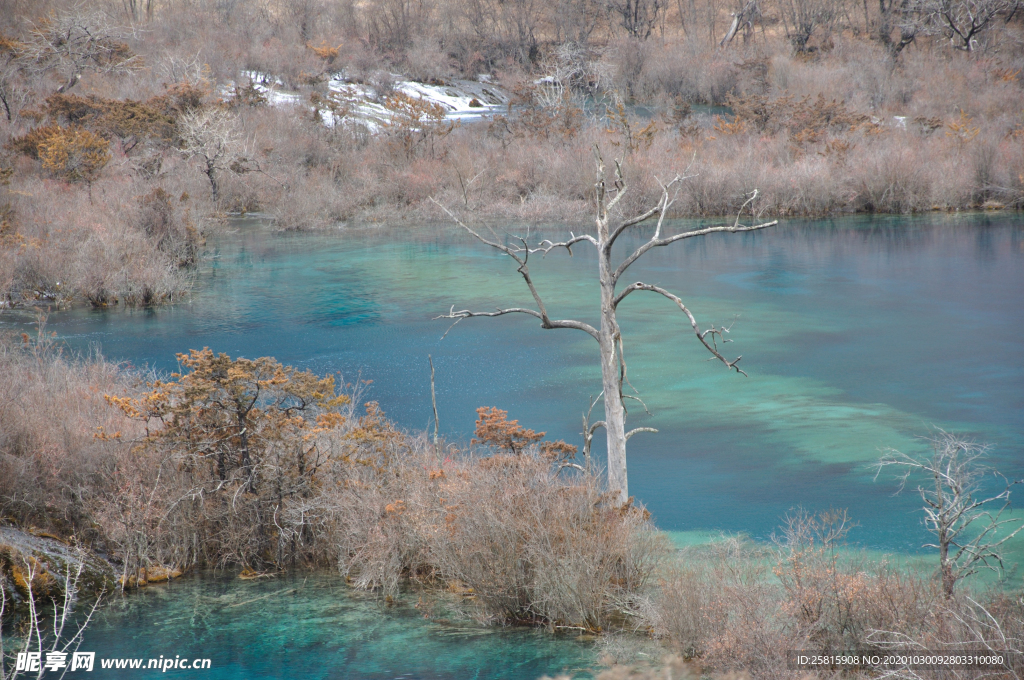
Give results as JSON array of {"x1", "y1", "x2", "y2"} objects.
[
  {"x1": 76, "y1": 572, "x2": 598, "y2": 679},
  {"x1": 3, "y1": 214, "x2": 1022, "y2": 552}
]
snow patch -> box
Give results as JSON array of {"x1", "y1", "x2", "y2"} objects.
[{"x1": 226, "y1": 71, "x2": 509, "y2": 133}]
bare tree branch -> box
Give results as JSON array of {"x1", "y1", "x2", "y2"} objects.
[
  {"x1": 626, "y1": 426, "x2": 658, "y2": 440},
  {"x1": 614, "y1": 211, "x2": 778, "y2": 285},
  {"x1": 613, "y1": 282, "x2": 749, "y2": 375},
  {"x1": 430, "y1": 199, "x2": 600, "y2": 341},
  {"x1": 434, "y1": 304, "x2": 599, "y2": 340}
]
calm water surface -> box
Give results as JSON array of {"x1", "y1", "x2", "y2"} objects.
[{"x1": 3, "y1": 213, "x2": 1023, "y2": 677}]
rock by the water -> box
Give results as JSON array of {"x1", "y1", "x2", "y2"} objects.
[{"x1": 0, "y1": 527, "x2": 117, "y2": 606}]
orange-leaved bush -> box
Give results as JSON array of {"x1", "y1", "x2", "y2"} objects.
[
  {"x1": 37, "y1": 125, "x2": 110, "y2": 185},
  {"x1": 472, "y1": 406, "x2": 577, "y2": 461}
]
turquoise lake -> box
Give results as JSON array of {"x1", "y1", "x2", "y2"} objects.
[{"x1": 2, "y1": 213, "x2": 1023, "y2": 677}]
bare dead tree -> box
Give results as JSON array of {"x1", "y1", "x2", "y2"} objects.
[
  {"x1": 720, "y1": 0, "x2": 761, "y2": 46},
  {"x1": 177, "y1": 107, "x2": 240, "y2": 202},
  {"x1": 609, "y1": 0, "x2": 667, "y2": 39},
  {"x1": 912, "y1": 0, "x2": 1016, "y2": 51},
  {"x1": 21, "y1": 5, "x2": 140, "y2": 94},
  {"x1": 433, "y1": 148, "x2": 776, "y2": 504},
  {"x1": 874, "y1": 431, "x2": 1024, "y2": 598}
]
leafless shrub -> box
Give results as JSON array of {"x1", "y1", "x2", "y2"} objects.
[
  {"x1": 427, "y1": 453, "x2": 667, "y2": 628},
  {"x1": 21, "y1": 4, "x2": 140, "y2": 94},
  {"x1": 332, "y1": 432, "x2": 668, "y2": 629},
  {"x1": 0, "y1": 330, "x2": 139, "y2": 539},
  {"x1": 177, "y1": 106, "x2": 240, "y2": 202},
  {"x1": 0, "y1": 177, "x2": 195, "y2": 307},
  {"x1": 874, "y1": 431, "x2": 1024, "y2": 599},
  {"x1": 0, "y1": 546, "x2": 103, "y2": 680}
]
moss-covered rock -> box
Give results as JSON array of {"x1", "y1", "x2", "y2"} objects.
[{"x1": 0, "y1": 527, "x2": 116, "y2": 610}]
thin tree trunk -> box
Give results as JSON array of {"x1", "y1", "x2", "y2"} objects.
[{"x1": 0, "y1": 91, "x2": 11, "y2": 122}]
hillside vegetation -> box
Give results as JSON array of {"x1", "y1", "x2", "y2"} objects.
[{"x1": 1, "y1": 0, "x2": 1024, "y2": 306}]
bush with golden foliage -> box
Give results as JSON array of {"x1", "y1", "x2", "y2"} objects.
[
  {"x1": 37, "y1": 125, "x2": 110, "y2": 185},
  {"x1": 103, "y1": 348, "x2": 352, "y2": 572},
  {"x1": 382, "y1": 91, "x2": 454, "y2": 158}
]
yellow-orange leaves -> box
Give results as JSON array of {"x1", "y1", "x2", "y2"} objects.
[{"x1": 37, "y1": 126, "x2": 110, "y2": 185}]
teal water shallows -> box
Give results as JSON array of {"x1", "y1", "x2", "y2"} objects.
[
  {"x1": 77, "y1": 573, "x2": 597, "y2": 679},
  {"x1": 2, "y1": 214, "x2": 1022, "y2": 554}
]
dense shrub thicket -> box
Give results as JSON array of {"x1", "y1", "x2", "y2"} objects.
[{"x1": 0, "y1": 336, "x2": 664, "y2": 631}]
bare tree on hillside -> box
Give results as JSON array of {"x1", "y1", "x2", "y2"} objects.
[
  {"x1": 434, "y1": 150, "x2": 776, "y2": 504},
  {"x1": 779, "y1": 0, "x2": 847, "y2": 51},
  {"x1": 455, "y1": 0, "x2": 547, "y2": 64},
  {"x1": 874, "y1": 431, "x2": 1024, "y2": 598},
  {"x1": 0, "y1": 33, "x2": 24, "y2": 123},
  {"x1": 122, "y1": 0, "x2": 155, "y2": 22},
  {"x1": 177, "y1": 107, "x2": 240, "y2": 202},
  {"x1": 914, "y1": 0, "x2": 1016, "y2": 51},
  {"x1": 367, "y1": 0, "x2": 431, "y2": 53},
  {"x1": 877, "y1": 0, "x2": 918, "y2": 57},
  {"x1": 719, "y1": 0, "x2": 762, "y2": 46},
  {"x1": 556, "y1": 0, "x2": 606, "y2": 44},
  {"x1": 22, "y1": 5, "x2": 139, "y2": 94},
  {"x1": 609, "y1": 0, "x2": 667, "y2": 39},
  {"x1": 285, "y1": 0, "x2": 327, "y2": 41}
]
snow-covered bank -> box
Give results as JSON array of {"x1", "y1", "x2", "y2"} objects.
[{"x1": 230, "y1": 72, "x2": 510, "y2": 132}]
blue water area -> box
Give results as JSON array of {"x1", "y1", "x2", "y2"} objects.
[
  {"x1": 77, "y1": 572, "x2": 597, "y2": 679},
  {"x1": 2, "y1": 213, "x2": 1022, "y2": 557}
]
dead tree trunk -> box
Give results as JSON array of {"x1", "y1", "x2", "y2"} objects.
[
  {"x1": 434, "y1": 148, "x2": 776, "y2": 504},
  {"x1": 596, "y1": 182, "x2": 629, "y2": 498}
]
